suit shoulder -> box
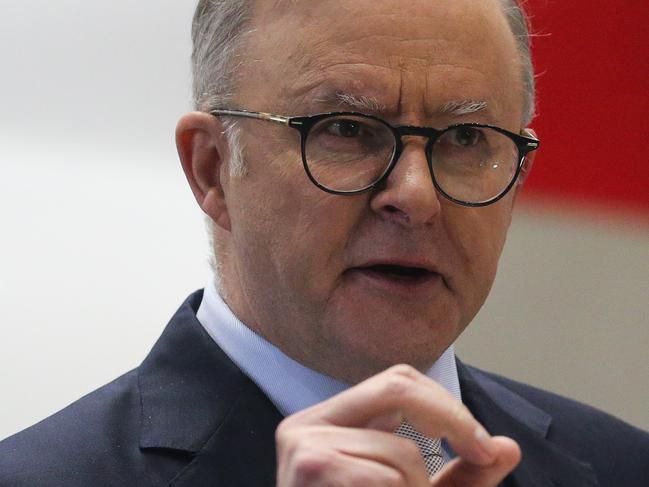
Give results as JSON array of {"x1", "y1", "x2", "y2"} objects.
[
  {"x1": 472, "y1": 366, "x2": 649, "y2": 438},
  {"x1": 477, "y1": 368, "x2": 643, "y2": 425},
  {"x1": 0, "y1": 369, "x2": 142, "y2": 486},
  {"x1": 468, "y1": 366, "x2": 649, "y2": 480}
]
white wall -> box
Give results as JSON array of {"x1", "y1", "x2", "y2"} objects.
[
  {"x1": 1, "y1": 1, "x2": 647, "y2": 441},
  {"x1": 0, "y1": 0, "x2": 208, "y2": 440}
]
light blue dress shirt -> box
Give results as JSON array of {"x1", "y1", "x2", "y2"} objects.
[{"x1": 196, "y1": 277, "x2": 462, "y2": 418}]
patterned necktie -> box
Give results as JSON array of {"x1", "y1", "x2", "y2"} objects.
[{"x1": 395, "y1": 421, "x2": 445, "y2": 477}]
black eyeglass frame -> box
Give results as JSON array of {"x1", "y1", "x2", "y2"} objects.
[{"x1": 210, "y1": 108, "x2": 540, "y2": 207}]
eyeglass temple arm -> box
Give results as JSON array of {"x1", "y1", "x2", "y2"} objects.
[
  {"x1": 210, "y1": 109, "x2": 290, "y2": 126},
  {"x1": 520, "y1": 128, "x2": 540, "y2": 151}
]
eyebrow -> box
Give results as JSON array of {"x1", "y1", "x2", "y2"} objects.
[
  {"x1": 313, "y1": 91, "x2": 488, "y2": 118},
  {"x1": 313, "y1": 91, "x2": 387, "y2": 113},
  {"x1": 438, "y1": 100, "x2": 489, "y2": 117}
]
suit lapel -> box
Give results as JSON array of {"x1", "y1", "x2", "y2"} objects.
[
  {"x1": 137, "y1": 291, "x2": 283, "y2": 486},
  {"x1": 458, "y1": 361, "x2": 599, "y2": 487},
  {"x1": 138, "y1": 292, "x2": 600, "y2": 486},
  {"x1": 166, "y1": 378, "x2": 282, "y2": 487}
]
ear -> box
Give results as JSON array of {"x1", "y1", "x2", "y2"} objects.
[
  {"x1": 517, "y1": 128, "x2": 538, "y2": 186},
  {"x1": 176, "y1": 112, "x2": 232, "y2": 231}
]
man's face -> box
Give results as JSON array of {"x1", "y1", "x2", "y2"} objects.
[{"x1": 217, "y1": 0, "x2": 527, "y2": 382}]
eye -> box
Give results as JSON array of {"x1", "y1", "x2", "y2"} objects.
[
  {"x1": 451, "y1": 126, "x2": 483, "y2": 146},
  {"x1": 309, "y1": 115, "x2": 393, "y2": 155},
  {"x1": 326, "y1": 119, "x2": 363, "y2": 138}
]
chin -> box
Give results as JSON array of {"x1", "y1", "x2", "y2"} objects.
[
  {"x1": 318, "y1": 297, "x2": 462, "y2": 379},
  {"x1": 326, "y1": 332, "x2": 453, "y2": 383}
]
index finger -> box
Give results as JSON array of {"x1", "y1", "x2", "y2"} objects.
[{"x1": 289, "y1": 364, "x2": 499, "y2": 466}]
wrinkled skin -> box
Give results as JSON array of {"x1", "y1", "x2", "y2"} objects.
[
  {"x1": 177, "y1": 0, "x2": 535, "y2": 484},
  {"x1": 190, "y1": 0, "x2": 530, "y2": 383}
]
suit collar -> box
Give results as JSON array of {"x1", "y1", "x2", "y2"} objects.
[
  {"x1": 137, "y1": 290, "x2": 283, "y2": 446},
  {"x1": 165, "y1": 376, "x2": 282, "y2": 487},
  {"x1": 137, "y1": 293, "x2": 599, "y2": 486},
  {"x1": 457, "y1": 361, "x2": 599, "y2": 487},
  {"x1": 138, "y1": 291, "x2": 282, "y2": 486},
  {"x1": 464, "y1": 363, "x2": 552, "y2": 438}
]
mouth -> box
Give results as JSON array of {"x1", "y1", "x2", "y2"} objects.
[
  {"x1": 347, "y1": 262, "x2": 444, "y2": 293},
  {"x1": 360, "y1": 264, "x2": 433, "y2": 281}
]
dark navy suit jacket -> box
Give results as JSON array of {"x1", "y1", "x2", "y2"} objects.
[{"x1": 1, "y1": 291, "x2": 648, "y2": 486}]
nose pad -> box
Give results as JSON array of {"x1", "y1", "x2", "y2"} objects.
[{"x1": 369, "y1": 140, "x2": 442, "y2": 226}]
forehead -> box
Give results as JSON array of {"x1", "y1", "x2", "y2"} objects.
[{"x1": 241, "y1": 0, "x2": 523, "y2": 123}]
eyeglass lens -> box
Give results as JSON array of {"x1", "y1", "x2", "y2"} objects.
[
  {"x1": 304, "y1": 114, "x2": 521, "y2": 204},
  {"x1": 305, "y1": 115, "x2": 396, "y2": 192},
  {"x1": 431, "y1": 126, "x2": 520, "y2": 203}
]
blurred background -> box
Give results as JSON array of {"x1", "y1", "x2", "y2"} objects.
[{"x1": 1, "y1": 0, "x2": 647, "y2": 440}]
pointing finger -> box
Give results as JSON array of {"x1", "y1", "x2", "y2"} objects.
[
  {"x1": 288, "y1": 364, "x2": 500, "y2": 466},
  {"x1": 431, "y1": 436, "x2": 521, "y2": 487}
]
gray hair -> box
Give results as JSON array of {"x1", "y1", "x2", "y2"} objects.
[
  {"x1": 192, "y1": 0, "x2": 536, "y2": 123},
  {"x1": 192, "y1": 0, "x2": 537, "y2": 278},
  {"x1": 192, "y1": 0, "x2": 252, "y2": 177},
  {"x1": 499, "y1": 0, "x2": 536, "y2": 125}
]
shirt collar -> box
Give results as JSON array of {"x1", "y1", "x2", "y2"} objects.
[{"x1": 197, "y1": 277, "x2": 461, "y2": 417}]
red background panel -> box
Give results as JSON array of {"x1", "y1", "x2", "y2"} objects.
[{"x1": 521, "y1": 0, "x2": 649, "y2": 215}]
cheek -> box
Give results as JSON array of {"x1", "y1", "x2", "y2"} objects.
[
  {"x1": 232, "y1": 168, "x2": 365, "y2": 299},
  {"x1": 284, "y1": 195, "x2": 366, "y2": 291},
  {"x1": 471, "y1": 216, "x2": 510, "y2": 278},
  {"x1": 445, "y1": 202, "x2": 513, "y2": 305}
]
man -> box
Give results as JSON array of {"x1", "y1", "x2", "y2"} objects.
[{"x1": 1, "y1": 0, "x2": 647, "y2": 486}]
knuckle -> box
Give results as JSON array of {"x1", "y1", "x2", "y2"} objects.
[
  {"x1": 275, "y1": 418, "x2": 294, "y2": 445},
  {"x1": 381, "y1": 470, "x2": 406, "y2": 487},
  {"x1": 383, "y1": 375, "x2": 412, "y2": 398},
  {"x1": 275, "y1": 419, "x2": 309, "y2": 456},
  {"x1": 291, "y1": 448, "x2": 336, "y2": 483},
  {"x1": 382, "y1": 365, "x2": 419, "y2": 396},
  {"x1": 388, "y1": 363, "x2": 421, "y2": 380}
]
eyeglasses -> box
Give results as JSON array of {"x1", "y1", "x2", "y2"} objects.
[{"x1": 210, "y1": 109, "x2": 540, "y2": 207}]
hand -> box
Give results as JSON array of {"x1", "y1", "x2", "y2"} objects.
[{"x1": 275, "y1": 364, "x2": 521, "y2": 486}]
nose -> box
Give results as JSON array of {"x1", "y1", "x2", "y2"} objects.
[{"x1": 369, "y1": 139, "x2": 442, "y2": 226}]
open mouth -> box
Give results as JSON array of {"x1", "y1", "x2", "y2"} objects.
[
  {"x1": 363, "y1": 264, "x2": 431, "y2": 280},
  {"x1": 346, "y1": 262, "x2": 444, "y2": 295},
  {"x1": 355, "y1": 264, "x2": 439, "y2": 285}
]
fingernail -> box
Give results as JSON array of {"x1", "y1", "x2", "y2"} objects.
[{"x1": 474, "y1": 425, "x2": 498, "y2": 462}]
